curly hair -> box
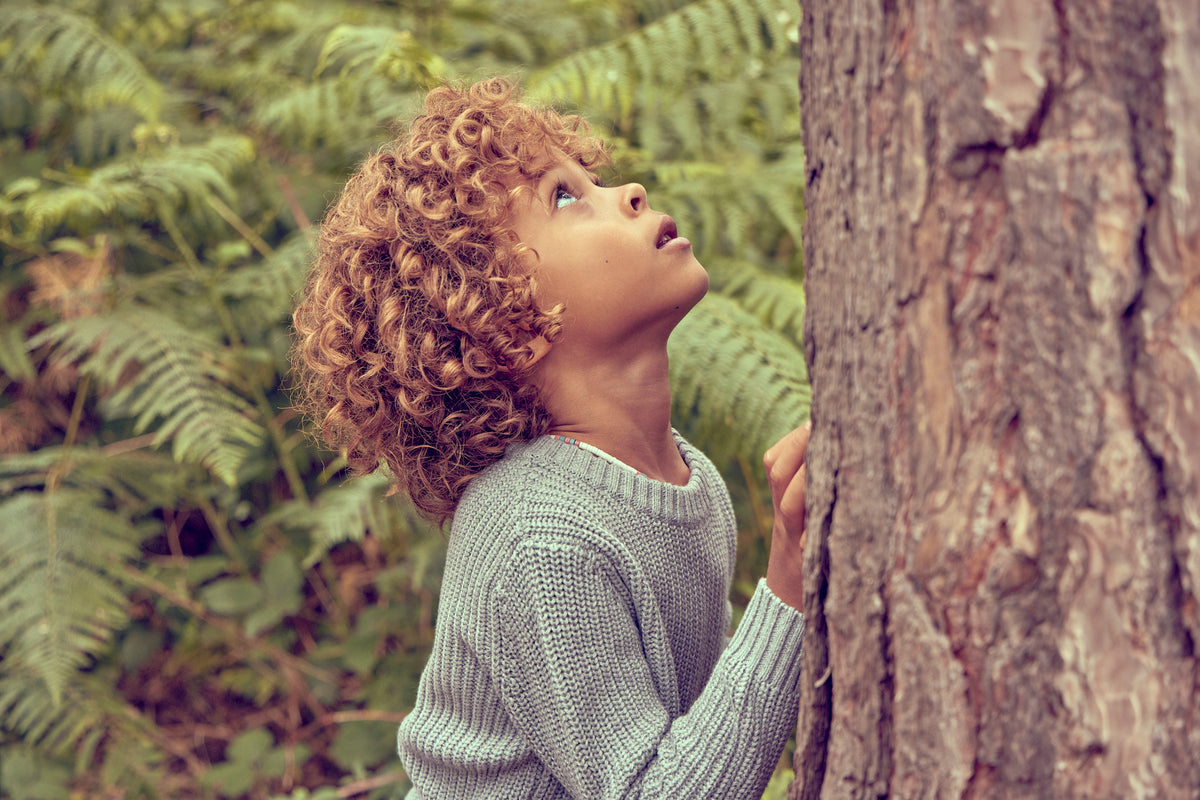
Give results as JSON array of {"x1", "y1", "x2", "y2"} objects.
[{"x1": 291, "y1": 77, "x2": 608, "y2": 523}]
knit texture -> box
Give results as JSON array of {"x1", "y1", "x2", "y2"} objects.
[{"x1": 397, "y1": 433, "x2": 807, "y2": 799}]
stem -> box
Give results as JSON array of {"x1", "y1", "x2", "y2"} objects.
[
  {"x1": 121, "y1": 565, "x2": 338, "y2": 686},
  {"x1": 253, "y1": 382, "x2": 308, "y2": 503},
  {"x1": 157, "y1": 201, "x2": 245, "y2": 349},
  {"x1": 62, "y1": 373, "x2": 90, "y2": 452},
  {"x1": 207, "y1": 195, "x2": 275, "y2": 259},
  {"x1": 325, "y1": 709, "x2": 409, "y2": 724},
  {"x1": 100, "y1": 432, "x2": 158, "y2": 456},
  {"x1": 196, "y1": 494, "x2": 248, "y2": 571},
  {"x1": 738, "y1": 452, "x2": 771, "y2": 543},
  {"x1": 337, "y1": 770, "x2": 407, "y2": 798},
  {"x1": 276, "y1": 173, "x2": 312, "y2": 230}
]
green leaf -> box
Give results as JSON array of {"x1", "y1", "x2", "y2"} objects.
[
  {"x1": 329, "y1": 721, "x2": 397, "y2": 773},
  {"x1": 200, "y1": 577, "x2": 264, "y2": 616},
  {"x1": 244, "y1": 551, "x2": 304, "y2": 635},
  {"x1": 228, "y1": 728, "x2": 273, "y2": 763},
  {"x1": 0, "y1": 321, "x2": 36, "y2": 381},
  {"x1": 263, "y1": 472, "x2": 415, "y2": 567},
  {"x1": 262, "y1": 551, "x2": 303, "y2": 612},
  {"x1": 0, "y1": 748, "x2": 72, "y2": 800}
]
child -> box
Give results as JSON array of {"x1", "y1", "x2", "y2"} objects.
[{"x1": 292, "y1": 77, "x2": 810, "y2": 799}]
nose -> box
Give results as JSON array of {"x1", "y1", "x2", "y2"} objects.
[{"x1": 622, "y1": 182, "x2": 648, "y2": 216}]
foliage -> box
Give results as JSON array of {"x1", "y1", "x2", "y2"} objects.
[{"x1": 0, "y1": 0, "x2": 807, "y2": 797}]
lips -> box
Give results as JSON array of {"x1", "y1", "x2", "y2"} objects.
[{"x1": 655, "y1": 216, "x2": 678, "y2": 249}]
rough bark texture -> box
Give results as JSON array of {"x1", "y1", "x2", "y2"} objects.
[{"x1": 793, "y1": 2, "x2": 1200, "y2": 798}]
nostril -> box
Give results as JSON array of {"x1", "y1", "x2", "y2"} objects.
[{"x1": 625, "y1": 182, "x2": 648, "y2": 213}]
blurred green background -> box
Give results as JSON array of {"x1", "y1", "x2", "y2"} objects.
[{"x1": 0, "y1": 0, "x2": 808, "y2": 797}]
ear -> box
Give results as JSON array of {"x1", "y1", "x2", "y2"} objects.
[{"x1": 524, "y1": 335, "x2": 552, "y2": 368}]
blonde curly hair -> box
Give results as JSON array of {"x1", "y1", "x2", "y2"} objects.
[{"x1": 292, "y1": 77, "x2": 608, "y2": 523}]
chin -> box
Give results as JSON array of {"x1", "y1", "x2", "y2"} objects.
[
  {"x1": 665, "y1": 276, "x2": 710, "y2": 327},
  {"x1": 682, "y1": 267, "x2": 710, "y2": 308}
]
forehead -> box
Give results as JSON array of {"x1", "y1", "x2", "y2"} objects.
[{"x1": 523, "y1": 146, "x2": 573, "y2": 182}]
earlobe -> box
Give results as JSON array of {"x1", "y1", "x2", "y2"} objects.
[{"x1": 524, "y1": 335, "x2": 552, "y2": 368}]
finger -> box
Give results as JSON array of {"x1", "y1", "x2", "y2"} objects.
[
  {"x1": 763, "y1": 422, "x2": 801, "y2": 472},
  {"x1": 765, "y1": 423, "x2": 810, "y2": 492},
  {"x1": 764, "y1": 420, "x2": 810, "y2": 473},
  {"x1": 778, "y1": 463, "x2": 807, "y2": 531}
]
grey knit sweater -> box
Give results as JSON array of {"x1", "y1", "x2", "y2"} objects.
[{"x1": 396, "y1": 433, "x2": 807, "y2": 799}]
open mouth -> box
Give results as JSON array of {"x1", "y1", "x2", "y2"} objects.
[{"x1": 655, "y1": 216, "x2": 678, "y2": 249}]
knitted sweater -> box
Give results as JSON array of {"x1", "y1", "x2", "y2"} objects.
[{"x1": 396, "y1": 434, "x2": 807, "y2": 799}]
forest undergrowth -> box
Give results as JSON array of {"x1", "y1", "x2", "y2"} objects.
[{"x1": 0, "y1": 1, "x2": 808, "y2": 797}]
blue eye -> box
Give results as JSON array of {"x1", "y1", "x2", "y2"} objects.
[{"x1": 553, "y1": 184, "x2": 578, "y2": 209}]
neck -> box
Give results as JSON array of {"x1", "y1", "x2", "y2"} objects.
[{"x1": 531, "y1": 344, "x2": 689, "y2": 485}]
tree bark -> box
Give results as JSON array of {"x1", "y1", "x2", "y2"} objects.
[{"x1": 793, "y1": 1, "x2": 1200, "y2": 798}]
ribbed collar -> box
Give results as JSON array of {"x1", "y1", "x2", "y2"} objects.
[{"x1": 509, "y1": 431, "x2": 717, "y2": 525}]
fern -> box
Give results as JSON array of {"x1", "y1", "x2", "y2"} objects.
[
  {"x1": 0, "y1": 446, "x2": 193, "y2": 512},
  {"x1": 264, "y1": 471, "x2": 425, "y2": 567},
  {"x1": 528, "y1": 0, "x2": 800, "y2": 134},
  {"x1": 0, "y1": 487, "x2": 141, "y2": 705},
  {"x1": 222, "y1": 230, "x2": 318, "y2": 319},
  {"x1": 0, "y1": 667, "x2": 165, "y2": 791},
  {"x1": 643, "y1": 153, "x2": 803, "y2": 259},
  {"x1": 31, "y1": 310, "x2": 264, "y2": 485},
  {"x1": 1, "y1": 0, "x2": 809, "y2": 795},
  {"x1": 68, "y1": 105, "x2": 143, "y2": 167},
  {"x1": 314, "y1": 23, "x2": 447, "y2": 85},
  {"x1": 19, "y1": 135, "x2": 255, "y2": 236},
  {"x1": 669, "y1": 293, "x2": 810, "y2": 464},
  {"x1": 0, "y1": 321, "x2": 36, "y2": 383},
  {"x1": 250, "y1": 77, "x2": 417, "y2": 155},
  {"x1": 0, "y1": 5, "x2": 164, "y2": 123},
  {"x1": 708, "y1": 256, "x2": 806, "y2": 344}
]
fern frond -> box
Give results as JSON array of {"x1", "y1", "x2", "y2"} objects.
[
  {"x1": 314, "y1": 24, "x2": 446, "y2": 86},
  {"x1": 645, "y1": 153, "x2": 803, "y2": 258},
  {"x1": 0, "y1": 666, "x2": 165, "y2": 787},
  {"x1": 0, "y1": 320, "x2": 36, "y2": 382},
  {"x1": 222, "y1": 230, "x2": 318, "y2": 319},
  {"x1": 669, "y1": 293, "x2": 810, "y2": 464},
  {"x1": 31, "y1": 310, "x2": 264, "y2": 485},
  {"x1": 69, "y1": 105, "x2": 142, "y2": 166},
  {"x1": 709, "y1": 257, "x2": 806, "y2": 344},
  {"x1": 0, "y1": 6, "x2": 163, "y2": 122},
  {"x1": 250, "y1": 78, "x2": 417, "y2": 154},
  {"x1": 0, "y1": 446, "x2": 192, "y2": 514},
  {"x1": 527, "y1": 0, "x2": 799, "y2": 118},
  {"x1": 20, "y1": 135, "x2": 255, "y2": 235},
  {"x1": 0, "y1": 488, "x2": 141, "y2": 705},
  {"x1": 263, "y1": 472, "x2": 418, "y2": 567}
]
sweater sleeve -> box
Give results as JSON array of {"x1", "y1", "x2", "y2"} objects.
[{"x1": 491, "y1": 536, "x2": 806, "y2": 800}]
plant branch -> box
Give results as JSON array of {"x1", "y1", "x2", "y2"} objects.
[
  {"x1": 208, "y1": 195, "x2": 275, "y2": 259},
  {"x1": 121, "y1": 565, "x2": 338, "y2": 686},
  {"x1": 337, "y1": 770, "x2": 407, "y2": 798}
]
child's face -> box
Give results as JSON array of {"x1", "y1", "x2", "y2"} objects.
[{"x1": 508, "y1": 156, "x2": 709, "y2": 351}]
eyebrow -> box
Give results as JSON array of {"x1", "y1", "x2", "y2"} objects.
[{"x1": 533, "y1": 164, "x2": 572, "y2": 211}]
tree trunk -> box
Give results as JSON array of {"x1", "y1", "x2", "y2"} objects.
[{"x1": 793, "y1": 1, "x2": 1200, "y2": 798}]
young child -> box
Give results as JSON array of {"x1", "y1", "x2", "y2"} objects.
[{"x1": 293, "y1": 77, "x2": 810, "y2": 799}]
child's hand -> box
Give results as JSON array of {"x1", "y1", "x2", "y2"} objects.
[{"x1": 763, "y1": 420, "x2": 810, "y2": 612}]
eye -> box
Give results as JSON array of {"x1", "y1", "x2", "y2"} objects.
[{"x1": 553, "y1": 183, "x2": 579, "y2": 209}]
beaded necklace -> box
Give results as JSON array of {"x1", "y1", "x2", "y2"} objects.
[{"x1": 551, "y1": 435, "x2": 644, "y2": 478}]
